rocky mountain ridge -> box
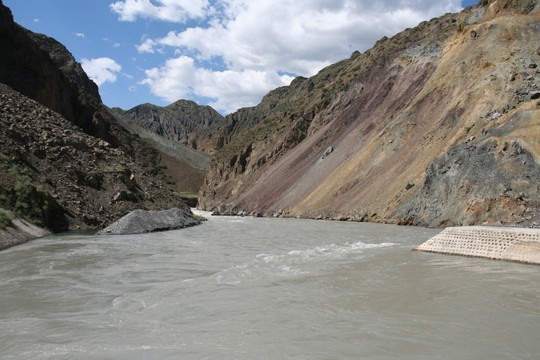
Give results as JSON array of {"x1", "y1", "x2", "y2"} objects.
[
  {"x1": 0, "y1": 3, "x2": 117, "y2": 146},
  {"x1": 114, "y1": 100, "x2": 224, "y2": 146},
  {"x1": 198, "y1": 0, "x2": 540, "y2": 228},
  {"x1": 25, "y1": 30, "x2": 101, "y2": 101}
]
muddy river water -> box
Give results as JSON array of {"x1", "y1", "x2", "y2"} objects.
[{"x1": 1, "y1": 211, "x2": 539, "y2": 359}]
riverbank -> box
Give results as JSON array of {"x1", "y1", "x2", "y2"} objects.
[
  {"x1": 415, "y1": 226, "x2": 540, "y2": 265},
  {"x1": 0, "y1": 218, "x2": 51, "y2": 251}
]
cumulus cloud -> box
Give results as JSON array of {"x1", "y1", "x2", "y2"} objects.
[
  {"x1": 81, "y1": 57, "x2": 122, "y2": 86},
  {"x1": 141, "y1": 55, "x2": 294, "y2": 114},
  {"x1": 112, "y1": 0, "x2": 464, "y2": 113},
  {"x1": 110, "y1": 0, "x2": 210, "y2": 22}
]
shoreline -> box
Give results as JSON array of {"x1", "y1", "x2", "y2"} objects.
[{"x1": 0, "y1": 218, "x2": 52, "y2": 251}]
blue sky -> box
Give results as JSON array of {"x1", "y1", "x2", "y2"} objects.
[{"x1": 4, "y1": 0, "x2": 478, "y2": 114}]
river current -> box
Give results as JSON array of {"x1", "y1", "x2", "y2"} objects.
[{"x1": 1, "y1": 211, "x2": 539, "y2": 359}]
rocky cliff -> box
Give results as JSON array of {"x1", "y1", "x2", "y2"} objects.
[
  {"x1": 0, "y1": 1, "x2": 190, "y2": 245},
  {"x1": 199, "y1": 0, "x2": 540, "y2": 228}
]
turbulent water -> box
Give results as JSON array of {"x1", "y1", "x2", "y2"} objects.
[{"x1": 1, "y1": 211, "x2": 539, "y2": 359}]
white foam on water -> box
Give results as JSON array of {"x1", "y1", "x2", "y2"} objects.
[
  {"x1": 213, "y1": 241, "x2": 396, "y2": 285},
  {"x1": 112, "y1": 292, "x2": 148, "y2": 311},
  {"x1": 190, "y1": 208, "x2": 212, "y2": 218}
]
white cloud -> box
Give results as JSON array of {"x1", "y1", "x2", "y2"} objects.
[
  {"x1": 81, "y1": 57, "x2": 122, "y2": 86},
  {"x1": 113, "y1": 0, "x2": 464, "y2": 113},
  {"x1": 75, "y1": 33, "x2": 85, "y2": 38},
  {"x1": 141, "y1": 55, "x2": 294, "y2": 113},
  {"x1": 136, "y1": 38, "x2": 157, "y2": 53},
  {"x1": 110, "y1": 0, "x2": 210, "y2": 22}
]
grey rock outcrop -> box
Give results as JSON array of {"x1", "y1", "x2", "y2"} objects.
[{"x1": 98, "y1": 208, "x2": 201, "y2": 235}]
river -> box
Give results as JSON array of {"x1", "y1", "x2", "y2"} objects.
[{"x1": 1, "y1": 211, "x2": 539, "y2": 359}]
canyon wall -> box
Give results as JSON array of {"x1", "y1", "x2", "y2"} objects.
[{"x1": 199, "y1": 0, "x2": 540, "y2": 228}]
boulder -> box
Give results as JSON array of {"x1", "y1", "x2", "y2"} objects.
[
  {"x1": 98, "y1": 208, "x2": 200, "y2": 235},
  {"x1": 321, "y1": 146, "x2": 334, "y2": 160}
]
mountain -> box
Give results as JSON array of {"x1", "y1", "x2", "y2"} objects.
[
  {"x1": 112, "y1": 91, "x2": 291, "y2": 189},
  {"x1": 0, "y1": 3, "x2": 118, "y2": 146},
  {"x1": 115, "y1": 100, "x2": 225, "y2": 146},
  {"x1": 188, "y1": 80, "x2": 319, "y2": 154},
  {"x1": 112, "y1": 100, "x2": 225, "y2": 195},
  {"x1": 115, "y1": 85, "x2": 312, "y2": 158},
  {"x1": 198, "y1": 0, "x2": 540, "y2": 228},
  {"x1": 111, "y1": 102, "x2": 216, "y2": 171},
  {"x1": 24, "y1": 30, "x2": 102, "y2": 101},
  {"x1": 0, "y1": 0, "x2": 190, "y2": 247}
]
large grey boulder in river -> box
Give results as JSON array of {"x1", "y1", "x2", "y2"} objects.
[{"x1": 98, "y1": 208, "x2": 201, "y2": 235}]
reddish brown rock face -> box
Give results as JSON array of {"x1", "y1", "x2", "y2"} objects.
[{"x1": 199, "y1": 2, "x2": 540, "y2": 228}]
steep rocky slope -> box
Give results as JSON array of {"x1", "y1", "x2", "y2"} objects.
[
  {"x1": 0, "y1": 84, "x2": 184, "y2": 231},
  {"x1": 199, "y1": 0, "x2": 540, "y2": 228},
  {"x1": 24, "y1": 31, "x2": 101, "y2": 101},
  {"x1": 0, "y1": 1, "x2": 190, "y2": 244}
]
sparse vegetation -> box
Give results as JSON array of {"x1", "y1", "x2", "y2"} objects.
[
  {"x1": 0, "y1": 208, "x2": 13, "y2": 228},
  {"x1": 0, "y1": 151, "x2": 62, "y2": 229},
  {"x1": 192, "y1": 214, "x2": 206, "y2": 221}
]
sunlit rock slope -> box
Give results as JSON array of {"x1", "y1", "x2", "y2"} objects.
[{"x1": 199, "y1": 0, "x2": 540, "y2": 228}]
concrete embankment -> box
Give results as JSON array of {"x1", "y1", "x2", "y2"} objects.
[{"x1": 414, "y1": 226, "x2": 540, "y2": 265}]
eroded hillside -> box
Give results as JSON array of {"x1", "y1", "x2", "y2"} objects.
[{"x1": 199, "y1": 0, "x2": 540, "y2": 228}]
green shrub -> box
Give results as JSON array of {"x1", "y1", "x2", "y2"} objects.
[
  {"x1": 0, "y1": 152, "x2": 9, "y2": 168},
  {"x1": 193, "y1": 214, "x2": 206, "y2": 221},
  {"x1": 0, "y1": 208, "x2": 13, "y2": 228}
]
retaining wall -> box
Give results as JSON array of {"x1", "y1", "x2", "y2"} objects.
[{"x1": 414, "y1": 226, "x2": 540, "y2": 265}]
